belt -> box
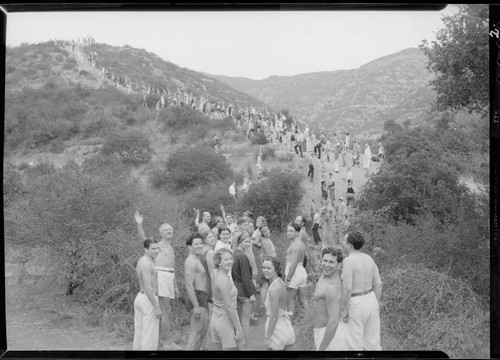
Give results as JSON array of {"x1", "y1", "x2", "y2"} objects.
[
  {"x1": 351, "y1": 288, "x2": 373, "y2": 297},
  {"x1": 157, "y1": 268, "x2": 175, "y2": 273},
  {"x1": 140, "y1": 290, "x2": 158, "y2": 296}
]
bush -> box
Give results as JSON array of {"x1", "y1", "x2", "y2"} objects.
[
  {"x1": 164, "y1": 146, "x2": 233, "y2": 193},
  {"x1": 236, "y1": 168, "x2": 304, "y2": 230},
  {"x1": 101, "y1": 128, "x2": 153, "y2": 165},
  {"x1": 277, "y1": 152, "x2": 295, "y2": 162},
  {"x1": 179, "y1": 180, "x2": 236, "y2": 218},
  {"x1": 258, "y1": 145, "x2": 275, "y2": 161},
  {"x1": 250, "y1": 132, "x2": 268, "y2": 145}
]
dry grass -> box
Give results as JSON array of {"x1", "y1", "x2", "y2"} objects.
[{"x1": 382, "y1": 262, "x2": 489, "y2": 358}]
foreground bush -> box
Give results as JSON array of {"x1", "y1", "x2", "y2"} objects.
[{"x1": 5, "y1": 155, "x2": 141, "y2": 297}]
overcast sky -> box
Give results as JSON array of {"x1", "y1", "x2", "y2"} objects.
[{"x1": 5, "y1": 5, "x2": 460, "y2": 80}]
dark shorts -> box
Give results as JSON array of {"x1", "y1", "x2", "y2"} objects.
[{"x1": 185, "y1": 290, "x2": 209, "y2": 312}]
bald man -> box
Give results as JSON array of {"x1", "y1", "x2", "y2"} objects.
[
  {"x1": 134, "y1": 211, "x2": 181, "y2": 350},
  {"x1": 194, "y1": 208, "x2": 212, "y2": 238}
]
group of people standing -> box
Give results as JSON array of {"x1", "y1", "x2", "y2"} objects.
[{"x1": 132, "y1": 203, "x2": 383, "y2": 352}]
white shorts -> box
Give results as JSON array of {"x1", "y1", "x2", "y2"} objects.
[
  {"x1": 314, "y1": 323, "x2": 346, "y2": 350},
  {"x1": 285, "y1": 263, "x2": 307, "y2": 289},
  {"x1": 157, "y1": 267, "x2": 175, "y2": 299}
]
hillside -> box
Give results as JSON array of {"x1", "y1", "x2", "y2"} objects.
[
  {"x1": 4, "y1": 40, "x2": 271, "y2": 155},
  {"x1": 207, "y1": 48, "x2": 437, "y2": 137}
]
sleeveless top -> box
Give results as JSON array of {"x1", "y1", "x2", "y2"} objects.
[{"x1": 212, "y1": 270, "x2": 238, "y2": 315}]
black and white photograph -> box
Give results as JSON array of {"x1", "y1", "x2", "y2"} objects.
[{"x1": 3, "y1": 4, "x2": 493, "y2": 358}]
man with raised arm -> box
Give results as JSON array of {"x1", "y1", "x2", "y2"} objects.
[
  {"x1": 184, "y1": 235, "x2": 209, "y2": 350},
  {"x1": 313, "y1": 247, "x2": 346, "y2": 350},
  {"x1": 340, "y1": 231, "x2": 383, "y2": 350},
  {"x1": 134, "y1": 211, "x2": 181, "y2": 350},
  {"x1": 133, "y1": 239, "x2": 162, "y2": 350},
  {"x1": 194, "y1": 209, "x2": 212, "y2": 238}
]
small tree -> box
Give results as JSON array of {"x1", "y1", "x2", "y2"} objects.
[
  {"x1": 165, "y1": 146, "x2": 233, "y2": 193},
  {"x1": 237, "y1": 168, "x2": 304, "y2": 230}
]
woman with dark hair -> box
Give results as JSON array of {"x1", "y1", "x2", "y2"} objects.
[
  {"x1": 262, "y1": 256, "x2": 295, "y2": 350},
  {"x1": 211, "y1": 248, "x2": 244, "y2": 350}
]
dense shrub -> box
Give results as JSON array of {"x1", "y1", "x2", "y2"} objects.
[
  {"x1": 257, "y1": 145, "x2": 275, "y2": 161},
  {"x1": 236, "y1": 168, "x2": 304, "y2": 230},
  {"x1": 164, "y1": 146, "x2": 233, "y2": 192},
  {"x1": 101, "y1": 128, "x2": 153, "y2": 165},
  {"x1": 179, "y1": 180, "x2": 236, "y2": 218},
  {"x1": 250, "y1": 132, "x2": 268, "y2": 145},
  {"x1": 4, "y1": 155, "x2": 142, "y2": 298},
  {"x1": 359, "y1": 129, "x2": 467, "y2": 223}
]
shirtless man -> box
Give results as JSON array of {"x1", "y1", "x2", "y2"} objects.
[
  {"x1": 133, "y1": 239, "x2": 162, "y2": 350},
  {"x1": 313, "y1": 247, "x2": 346, "y2": 350},
  {"x1": 134, "y1": 212, "x2": 181, "y2": 350},
  {"x1": 194, "y1": 209, "x2": 212, "y2": 238},
  {"x1": 294, "y1": 215, "x2": 309, "y2": 244},
  {"x1": 284, "y1": 222, "x2": 309, "y2": 321},
  {"x1": 184, "y1": 235, "x2": 209, "y2": 350},
  {"x1": 341, "y1": 231, "x2": 383, "y2": 350}
]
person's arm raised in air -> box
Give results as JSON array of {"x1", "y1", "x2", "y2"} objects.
[
  {"x1": 318, "y1": 286, "x2": 342, "y2": 350},
  {"x1": 219, "y1": 204, "x2": 229, "y2": 228},
  {"x1": 194, "y1": 208, "x2": 201, "y2": 228},
  {"x1": 134, "y1": 211, "x2": 147, "y2": 242}
]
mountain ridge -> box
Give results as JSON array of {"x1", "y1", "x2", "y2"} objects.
[{"x1": 207, "y1": 47, "x2": 437, "y2": 137}]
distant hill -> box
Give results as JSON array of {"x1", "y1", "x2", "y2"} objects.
[{"x1": 206, "y1": 48, "x2": 437, "y2": 137}]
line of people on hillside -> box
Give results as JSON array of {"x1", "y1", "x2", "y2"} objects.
[
  {"x1": 58, "y1": 38, "x2": 270, "y2": 122},
  {"x1": 132, "y1": 203, "x2": 383, "y2": 352}
]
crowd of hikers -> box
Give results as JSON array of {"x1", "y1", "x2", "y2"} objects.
[
  {"x1": 50, "y1": 36, "x2": 386, "y2": 351},
  {"x1": 133, "y1": 205, "x2": 383, "y2": 351}
]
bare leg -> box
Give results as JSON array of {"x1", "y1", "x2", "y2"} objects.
[
  {"x1": 297, "y1": 287, "x2": 310, "y2": 318},
  {"x1": 158, "y1": 297, "x2": 174, "y2": 348},
  {"x1": 185, "y1": 308, "x2": 208, "y2": 350},
  {"x1": 287, "y1": 287, "x2": 298, "y2": 321}
]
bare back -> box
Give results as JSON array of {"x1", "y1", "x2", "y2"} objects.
[
  {"x1": 344, "y1": 252, "x2": 379, "y2": 293},
  {"x1": 286, "y1": 238, "x2": 305, "y2": 265}
]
